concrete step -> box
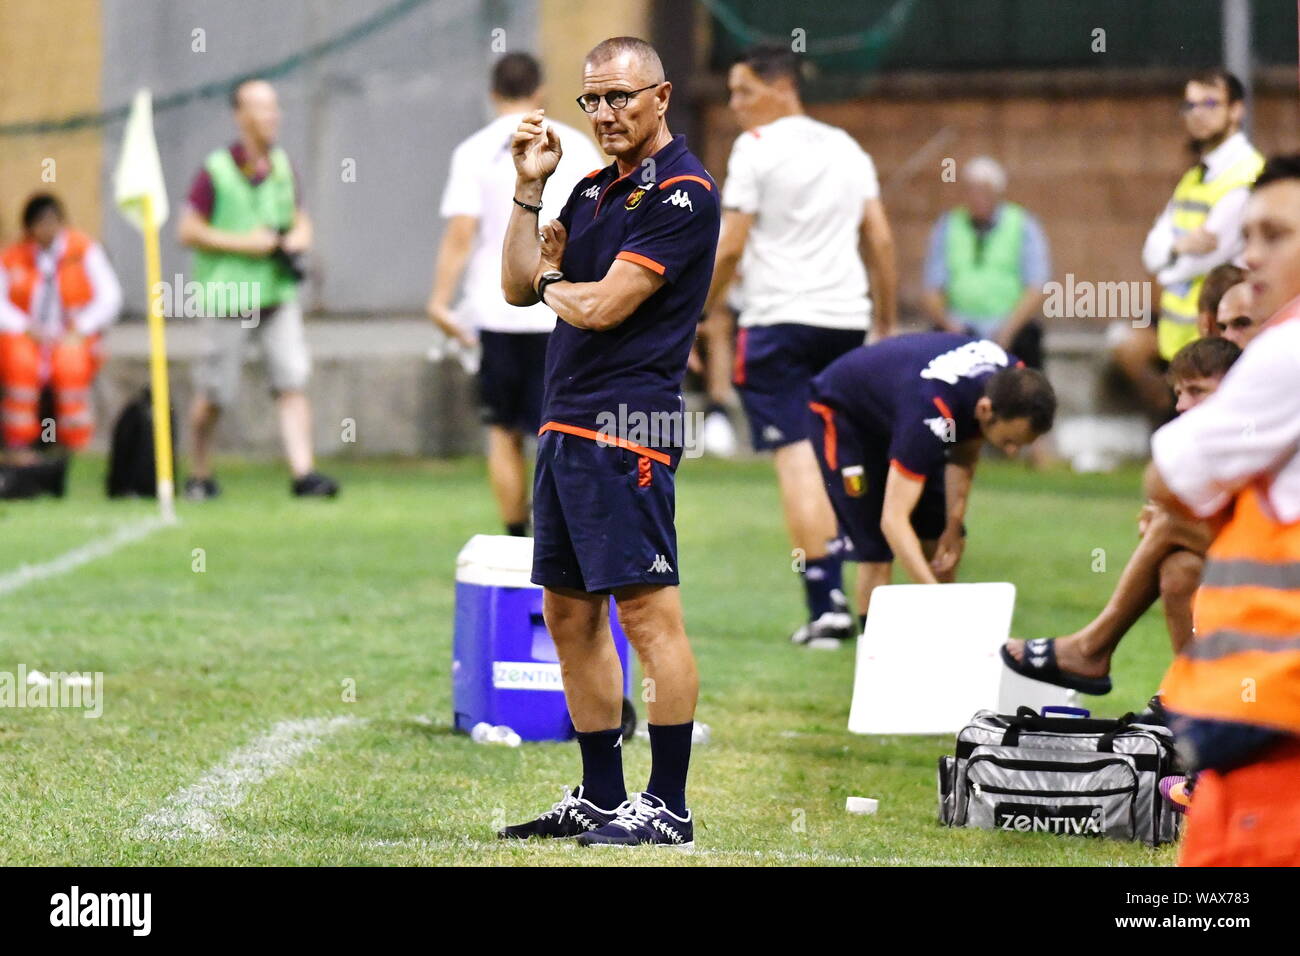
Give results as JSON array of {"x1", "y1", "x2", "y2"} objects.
[{"x1": 92, "y1": 316, "x2": 481, "y2": 459}]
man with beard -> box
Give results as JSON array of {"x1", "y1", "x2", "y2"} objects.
[{"x1": 1114, "y1": 69, "x2": 1262, "y2": 420}]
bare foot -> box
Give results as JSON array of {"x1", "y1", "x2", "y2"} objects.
[{"x1": 1004, "y1": 634, "x2": 1111, "y2": 679}]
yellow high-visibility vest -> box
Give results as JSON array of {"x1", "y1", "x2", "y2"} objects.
[{"x1": 1158, "y1": 147, "x2": 1264, "y2": 360}]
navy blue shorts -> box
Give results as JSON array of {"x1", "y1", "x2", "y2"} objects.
[
  {"x1": 734, "y1": 323, "x2": 864, "y2": 450},
  {"x1": 478, "y1": 330, "x2": 549, "y2": 433},
  {"x1": 531, "y1": 427, "x2": 679, "y2": 593},
  {"x1": 807, "y1": 401, "x2": 948, "y2": 563}
]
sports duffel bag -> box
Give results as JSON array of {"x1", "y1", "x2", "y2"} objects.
[{"x1": 938, "y1": 706, "x2": 1182, "y2": 846}]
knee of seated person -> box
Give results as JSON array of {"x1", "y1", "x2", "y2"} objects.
[
  {"x1": 51, "y1": 345, "x2": 94, "y2": 385},
  {"x1": 1144, "y1": 507, "x2": 1177, "y2": 545}
]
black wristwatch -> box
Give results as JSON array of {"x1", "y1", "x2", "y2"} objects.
[{"x1": 536, "y1": 270, "x2": 564, "y2": 304}]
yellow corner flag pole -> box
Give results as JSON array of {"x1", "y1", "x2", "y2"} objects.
[
  {"x1": 113, "y1": 89, "x2": 176, "y2": 523},
  {"x1": 141, "y1": 192, "x2": 175, "y2": 522}
]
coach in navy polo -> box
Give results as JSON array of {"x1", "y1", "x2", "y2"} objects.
[{"x1": 499, "y1": 36, "x2": 720, "y2": 848}]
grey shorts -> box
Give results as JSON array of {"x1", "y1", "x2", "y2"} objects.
[{"x1": 192, "y1": 300, "x2": 311, "y2": 407}]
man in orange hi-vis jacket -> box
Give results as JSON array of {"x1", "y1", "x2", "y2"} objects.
[
  {"x1": 0, "y1": 194, "x2": 122, "y2": 461},
  {"x1": 1146, "y1": 154, "x2": 1300, "y2": 866}
]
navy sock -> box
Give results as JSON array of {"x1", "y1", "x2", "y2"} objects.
[
  {"x1": 802, "y1": 554, "x2": 844, "y2": 619},
  {"x1": 506, "y1": 521, "x2": 527, "y2": 537},
  {"x1": 576, "y1": 728, "x2": 626, "y2": 810},
  {"x1": 645, "y1": 721, "x2": 693, "y2": 816}
]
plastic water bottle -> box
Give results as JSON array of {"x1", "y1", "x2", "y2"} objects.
[
  {"x1": 427, "y1": 331, "x2": 480, "y2": 375},
  {"x1": 491, "y1": 725, "x2": 522, "y2": 748},
  {"x1": 470, "y1": 722, "x2": 521, "y2": 747}
]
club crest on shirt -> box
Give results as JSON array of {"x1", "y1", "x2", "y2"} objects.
[
  {"x1": 842, "y1": 465, "x2": 866, "y2": 498},
  {"x1": 624, "y1": 186, "x2": 649, "y2": 210}
]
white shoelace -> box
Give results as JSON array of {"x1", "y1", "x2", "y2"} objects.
[
  {"x1": 610, "y1": 795, "x2": 658, "y2": 832},
  {"x1": 540, "y1": 788, "x2": 578, "y2": 822}
]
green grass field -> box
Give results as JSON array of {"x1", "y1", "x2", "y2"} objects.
[{"x1": 0, "y1": 453, "x2": 1176, "y2": 866}]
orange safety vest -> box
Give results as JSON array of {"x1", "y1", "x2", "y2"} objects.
[
  {"x1": 1163, "y1": 483, "x2": 1300, "y2": 734},
  {"x1": 1, "y1": 228, "x2": 95, "y2": 323}
]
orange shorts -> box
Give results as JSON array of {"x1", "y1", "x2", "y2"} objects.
[{"x1": 1179, "y1": 736, "x2": 1300, "y2": 866}]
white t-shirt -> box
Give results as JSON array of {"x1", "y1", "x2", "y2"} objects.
[
  {"x1": 439, "y1": 112, "x2": 604, "y2": 334},
  {"x1": 721, "y1": 114, "x2": 880, "y2": 331}
]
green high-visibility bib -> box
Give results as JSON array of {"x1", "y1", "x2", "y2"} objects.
[
  {"x1": 192, "y1": 146, "x2": 299, "y2": 317},
  {"x1": 945, "y1": 203, "x2": 1025, "y2": 322}
]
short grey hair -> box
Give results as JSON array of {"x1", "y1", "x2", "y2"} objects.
[
  {"x1": 964, "y1": 156, "x2": 1007, "y2": 192},
  {"x1": 584, "y1": 36, "x2": 665, "y2": 83}
]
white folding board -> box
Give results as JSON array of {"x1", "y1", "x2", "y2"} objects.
[{"x1": 847, "y1": 582, "x2": 1076, "y2": 735}]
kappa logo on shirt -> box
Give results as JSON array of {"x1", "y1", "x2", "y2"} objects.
[
  {"x1": 924, "y1": 414, "x2": 956, "y2": 442},
  {"x1": 661, "y1": 188, "x2": 694, "y2": 212},
  {"x1": 581, "y1": 183, "x2": 601, "y2": 200}
]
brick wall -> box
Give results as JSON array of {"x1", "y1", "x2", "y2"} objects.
[
  {"x1": 697, "y1": 85, "x2": 1300, "y2": 322},
  {"x1": 0, "y1": 0, "x2": 103, "y2": 246}
]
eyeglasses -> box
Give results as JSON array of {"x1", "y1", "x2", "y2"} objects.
[
  {"x1": 575, "y1": 83, "x2": 660, "y2": 114},
  {"x1": 1180, "y1": 98, "x2": 1223, "y2": 114}
]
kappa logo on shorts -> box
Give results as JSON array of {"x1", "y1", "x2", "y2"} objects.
[
  {"x1": 581, "y1": 183, "x2": 601, "y2": 200},
  {"x1": 661, "y1": 188, "x2": 693, "y2": 211},
  {"x1": 647, "y1": 554, "x2": 674, "y2": 574},
  {"x1": 762, "y1": 424, "x2": 785, "y2": 444}
]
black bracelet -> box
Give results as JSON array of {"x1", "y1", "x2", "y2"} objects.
[{"x1": 513, "y1": 196, "x2": 542, "y2": 214}]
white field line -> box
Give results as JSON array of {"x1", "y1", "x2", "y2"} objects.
[
  {"x1": 0, "y1": 515, "x2": 169, "y2": 597},
  {"x1": 134, "y1": 716, "x2": 366, "y2": 841}
]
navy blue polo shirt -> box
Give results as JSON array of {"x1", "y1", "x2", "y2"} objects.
[
  {"x1": 541, "y1": 134, "x2": 720, "y2": 461},
  {"x1": 811, "y1": 333, "x2": 1019, "y2": 480}
]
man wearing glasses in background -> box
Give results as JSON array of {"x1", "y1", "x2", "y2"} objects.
[
  {"x1": 1113, "y1": 69, "x2": 1262, "y2": 423},
  {"x1": 498, "y1": 36, "x2": 720, "y2": 848}
]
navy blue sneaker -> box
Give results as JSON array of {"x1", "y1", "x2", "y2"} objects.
[
  {"x1": 497, "y1": 786, "x2": 621, "y2": 840},
  {"x1": 576, "y1": 792, "x2": 694, "y2": 848}
]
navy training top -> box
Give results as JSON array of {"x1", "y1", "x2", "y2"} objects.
[
  {"x1": 811, "y1": 332, "x2": 1020, "y2": 480},
  {"x1": 542, "y1": 133, "x2": 720, "y2": 463}
]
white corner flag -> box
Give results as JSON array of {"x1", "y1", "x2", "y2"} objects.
[
  {"x1": 114, "y1": 89, "x2": 169, "y2": 231},
  {"x1": 113, "y1": 89, "x2": 177, "y2": 523}
]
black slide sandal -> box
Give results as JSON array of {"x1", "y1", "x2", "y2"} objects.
[{"x1": 1000, "y1": 639, "x2": 1113, "y2": 695}]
